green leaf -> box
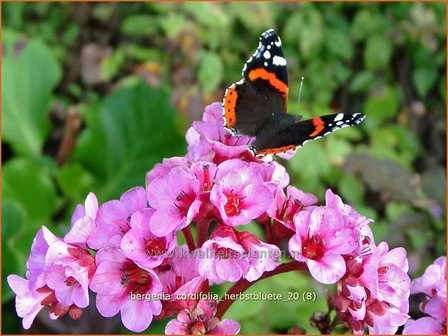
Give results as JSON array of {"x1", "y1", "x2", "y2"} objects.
[
  {"x1": 325, "y1": 28, "x2": 353, "y2": 60},
  {"x1": 2, "y1": 200, "x2": 27, "y2": 302},
  {"x1": 364, "y1": 34, "x2": 393, "y2": 70},
  {"x1": 121, "y1": 15, "x2": 159, "y2": 37},
  {"x1": 182, "y1": 2, "x2": 229, "y2": 29},
  {"x1": 351, "y1": 9, "x2": 387, "y2": 41},
  {"x1": 3, "y1": 158, "x2": 58, "y2": 223},
  {"x1": 101, "y1": 49, "x2": 125, "y2": 81},
  {"x1": 363, "y1": 86, "x2": 399, "y2": 129},
  {"x1": 413, "y1": 65, "x2": 437, "y2": 98},
  {"x1": 2, "y1": 29, "x2": 61, "y2": 156},
  {"x1": 198, "y1": 51, "x2": 223, "y2": 93},
  {"x1": 349, "y1": 71, "x2": 375, "y2": 93},
  {"x1": 56, "y1": 163, "x2": 96, "y2": 200},
  {"x1": 74, "y1": 80, "x2": 185, "y2": 201}
]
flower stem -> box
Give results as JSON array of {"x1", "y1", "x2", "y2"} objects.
[
  {"x1": 216, "y1": 260, "x2": 307, "y2": 319},
  {"x1": 182, "y1": 227, "x2": 196, "y2": 251},
  {"x1": 197, "y1": 219, "x2": 210, "y2": 248},
  {"x1": 264, "y1": 220, "x2": 272, "y2": 243}
]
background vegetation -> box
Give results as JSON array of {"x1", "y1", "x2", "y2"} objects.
[{"x1": 2, "y1": 2, "x2": 446, "y2": 334}]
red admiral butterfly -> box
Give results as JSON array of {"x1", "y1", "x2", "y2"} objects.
[{"x1": 223, "y1": 29, "x2": 366, "y2": 156}]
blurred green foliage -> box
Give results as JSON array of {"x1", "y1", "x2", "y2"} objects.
[{"x1": 2, "y1": 2, "x2": 446, "y2": 334}]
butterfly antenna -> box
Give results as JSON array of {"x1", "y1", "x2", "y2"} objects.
[{"x1": 296, "y1": 76, "x2": 305, "y2": 114}]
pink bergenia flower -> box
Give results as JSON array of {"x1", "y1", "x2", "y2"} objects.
[
  {"x1": 26, "y1": 226, "x2": 96, "y2": 308},
  {"x1": 44, "y1": 241, "x2": 96, "y2": 309},
  {"x1": 268, "y1": 186, "x2": 318, "y2": 231},
  {"x1": 363, "y1": 298, "x2": 410, "y2": 334},
  {"x1": 210, "y1": 165, "x2": 273, "y2": 226},
  {"x1": 148, "y1": 166, "x2": 202, "y2": 236},
  {"x1": 8, "y1": 226, "x2": 96, "y2": 329},
  {"x1": 165, "y1": 299, "x2": 240, "y2": 335},
  {"x1": 26, "y1": 227, "x2": 60, "y2": 290},
  {"x1": 289, "y1": 206, "x2": 358, "y2": 284},
  {"x1": 156, "y1": 245, "x2": 206, "y2": 317},
  {"x1": 146, "y1": 156, "x2": 190, "y2": 186},
  {"x1": 89, "y1": 248, "x2": 162, "y2": 332},
  {"x1": 64, "y1": 192, "x2": 98, "y2": 246},
  {"x1": 87, "y1": 187, "x2": 147, "y2": 249},
  {"x1": 186, "y1": 102, "x2": 252, "y2": 163},
  {"x1": 198, "y1": 225, "x2": 280, "y2": 283},
  {"x1": 403, "y1": 316, "x2": 446, "y2": 334},
  {"x1": 236, "y1": 231, "x2": 280, "y2": 282},
  {"x1": 7, "y1": 275, "x2": 70, "y2": 329},
  {"x1": 335, "y1": 240, "x2": 410, "y2": 334},
  {"x1": 198, "y1": 225, "x2": 248, "y2": 283},
  {"x1": 121, "y1": 208, "x2": 177, "y2": 270},
  {"x1": 360, "y1": 242, "x2": 410, "y2": 312},
  {"x1": 403, "y1": 256, "x2": 446, "y2": 334}
]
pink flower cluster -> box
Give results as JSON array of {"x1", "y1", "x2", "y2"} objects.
[
  {"x1": 6, "y1": 102, "x2": 417, "y2": 334},
  {"x1": 403, "y1": 256, "x2": 446, "y2": 334}
]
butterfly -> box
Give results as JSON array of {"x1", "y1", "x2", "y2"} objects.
[{"x1": 222, "y1": 29, "x2": 365, "y2": 156}]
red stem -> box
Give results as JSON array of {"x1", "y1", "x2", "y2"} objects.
[
  {"x1": 216, "y1": 260, "x2": 307, "y2": 319},
  {"x1": 182, "y1": 227, "x2": 196, "y2": 251},
  {"x1": 196, "y1": 219, "x2": 210, "y2": 248},
  {"x1": 264, "y1": 220, "x2": 272, "y2": 243}
]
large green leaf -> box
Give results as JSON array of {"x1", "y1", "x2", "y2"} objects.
[
  {"x1": 2, "y1": 29, "x2": 61, "y2": 156},
  {"x1": 2, "y1": 200, "x2": 27, "y2": 302},
  {"x1": 74, "y1": 80, "x2": 185, "y2": 200},
  {"x1": 3, "y1": 158, "x2": 58, "y2": 223}
]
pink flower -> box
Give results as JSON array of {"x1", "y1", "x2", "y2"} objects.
[
  {"x1": 26, "y1": 227, "x2": 60, "y2": 290},
  {"x1": 8, "y1": 226, "x2": 96, "y2": 329},
  {"x1": 360, "y1": 242, "x2": 410, "y2": 312},
  {"x1": 186, "y1": 102, "x2": 252, "y2": 163},
  {"x1": 64, "y1": 192, "x2": 98, "y2": 246},
  {"x1": 148, "y1": 166, "x2": 202, "y2": 236},
  {"x1": 363, "y1": 298, "x2": 410, "y2": 334},
  {"x1": 210, "y1": 166, "x2": 273, "y2": 226},
  {"x1": 87, "y1": 187, "x2": 147, "y2": 249},
  {"x1": 89, "y1": 248, "x2": 162, "y2": 332},
  {"x1": 165, "y1": 300, "x2": 240, "y2": 335},
  {"x1": 44, "y1": 241, "x2": 96, "y2": 309},
  {"x1": 26, "y1": 227, "x2": 96, "y2": 308},
  {"x1": 403, "y1": 256, "x2": 446, "y2": 334},
  {"x1": 288, "y1": 206, "x2": 358, "y2": 284},
  {"x1": 198, "y1": 226, "x2": 248, "y2": 283},
  {"x1": 268, "y1": 186, "x2": 318, "y2": 231},
  {"x1": 146, "y1": 156, "x2": 190, "y2": 186},
  {"x1": 325, "y1": 189, "x2": 372, "y2": 230},
  {"x1": 198, "y1": 225, "x2": 280, "y2": 283},
  {"x1": 121, "y1": 208, "x2": 177, "y2": 270},
  {"x1": 403, "y1": 316, "x2": 446, "y2": 334},
  {"x1": 411, "y1": 256, "x2": 446, "y2": 303},
  {"x1": 157, "y1": 246, "x2": 201, "y2": 295},
  {"x1": 236, "y1": 231, "x2": 280, "y2": 282},
  {"x1": 7, "y1": 275, "x2": 53, "y2": 329}
]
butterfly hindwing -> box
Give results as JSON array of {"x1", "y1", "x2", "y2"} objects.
[{"x1": 252, "y1": 113, "x2": 366, "y2": 155}]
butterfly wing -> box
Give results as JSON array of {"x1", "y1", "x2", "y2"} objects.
[
  {"x1": 223, "y1": 29, "x2": 289, "y2": 136},
  {"x1": 252, "y1": 113, "x2": 366, "y2": 155}
]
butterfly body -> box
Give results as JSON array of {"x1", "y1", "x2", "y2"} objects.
[{"x1": 222, "y1": 29, "x2": 366, "y2": 157}]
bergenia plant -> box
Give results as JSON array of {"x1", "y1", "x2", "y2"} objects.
[{"x1": 8, "y1": 102, "x2": 445, "y2": 334}]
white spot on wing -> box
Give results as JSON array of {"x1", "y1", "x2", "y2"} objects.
[
  {"x1": 263, "y1": 50, "x2": 271, "y2": 59},
  {"x1": 272, "y1": 55, "x2": 286, "y2": 66},
  {"x1": 334, "y1": 113, "x2": 344, "y2": 122}
]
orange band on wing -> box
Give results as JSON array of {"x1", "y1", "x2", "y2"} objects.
[
  {"x1": 223, "y1": 84, "x2": 238, "y2": 128},
  {"x1": 309, "y1": 117, "x2": 325, "y2": 137},
  {"x1": 248, "y1": 68, "x2": 288, "y2": 96},
  {"x1": 256, "y1": 144, "x2": 297, "y2": 156}
]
